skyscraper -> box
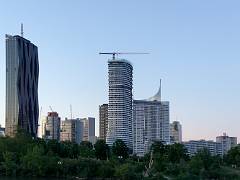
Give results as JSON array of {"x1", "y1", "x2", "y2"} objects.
[
  {"x1": 42, "y1": 112, "x2": 61, "y2": 141},
  {"x1": 81, "y1": 117, "x2": 95, "y2": 143},
  {"x1": 133, "y1": 83, "x2": 170, "y2": 156},
  {"x1": 60, "y1": 118, "x2": 83, "y2": 144},
  {"x1": 170, "y1": 121, "x2": 182, "y2": 143},
  {"x1": 106, "y1": 59, "x2": 133, "y2": 149},
  {"x1": 99, "y1": 104, "x2": 108, "y2": 140},
  {"x1": 5, "y1": 34, "x2": 39, "y2": 137}
]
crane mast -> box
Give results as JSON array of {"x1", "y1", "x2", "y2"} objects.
[{"x1": 99, "y1": 52, "x2": 149, "y2": 60}]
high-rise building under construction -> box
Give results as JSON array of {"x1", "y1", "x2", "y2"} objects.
[{"x1": 106, "y1": 58, "x2": 133, "y2": 149}]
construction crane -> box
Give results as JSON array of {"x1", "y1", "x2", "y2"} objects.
[
  {"x1": 99, "y1": 52, "x2": 149, "y2": 60},
  {"x1": 49, "y1": 106, "x2": 54, "y2": 112},
  {"x1": 38, "y1": 106, "x2": 42, "y2": 127}
]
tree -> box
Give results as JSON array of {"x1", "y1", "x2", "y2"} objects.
[
  {"x1": 167, "y1": 143, "x2": 189, "y2": 163},
  {"x1": 79, "y1": 141, "x2": 95, "y2": 158},
  {"x1": 115, "y1": 163, "x2": 142, "y2": 179},
  {"x1": 20, "y1": 145, "x2": 47, "y2": 176},
  {"x1": 46, "y1": 139, "x2": 61, "y2": 156},
  {"x1": 2, "y1": 151, "x2": 18, "y2": 176},
  {"x1": 80, "y1": 141, "x2": 93, "y2": 149},
  {"x1": 194, "y1": 148, "x2": 213, "y2": 170},
  {"x1": 112, "y1": 139, "x2": 129, "y2": 159},
  {"x1": 224, "y1": 145, "x2": 240, "y2": 167},
  {"x1": 151, "y1": 141, "x2": 165, "y2": 154},
  {"x1": 188, "y1": 155, "x2": 204, "y2": 175},
  {"x1": 94, "y1": 139, "x2": 109, "y2": 160}
]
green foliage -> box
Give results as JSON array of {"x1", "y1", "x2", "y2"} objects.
[
  {"x1": 94, "y1": 139, "x2": 109, "y2": 160},
  {"x1": 151, "y1": 141, "x2": 165, "y2": 154},
  {"x1": 0, "y1": 134, "x2": 239, "y2": 179},
  {"x1": 79, "y1": 141, "x2": 95, "y2": 158},
  {"x1": 115, "y1": 163, "x2": 143, "y2": 179},
  {"x1": 224, "y1": 145, "x2": 240, "y2": 167},
  {"x1": 167, "y1": 143, "x2": 189, "y2": 163},
  {"x1": 2, "y1": 151, "x2": 18, "y2": 176},
  {"x1": 112, "y1": 139, "x2": 129, "y2": 159}
]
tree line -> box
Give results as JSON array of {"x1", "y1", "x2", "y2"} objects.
[{"x1": 0, "y1": 130, "x2": 240, "y2": 179}]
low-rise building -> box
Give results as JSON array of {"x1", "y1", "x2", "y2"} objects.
[
  {"x1": 216, "y1": 133, "x2": 237, "y2": 155},
  {"x1": 183, "y1": 140, "x2": 223, "y2": 156}
]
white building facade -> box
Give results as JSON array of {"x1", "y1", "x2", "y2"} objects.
[
  {"x1": 216, "y1": 133, "x2": 237, "y2": 155},
  {"x1": 183, "y1": 140, "x2": 223, "y2": 156},
  {"x1": 81, "y1": 117, "x2": 96, "y2": 144},
  {"x1": 106, "y1": 59, "x2": 133, "y2": 149},
  {"x1": 133, "y1": 85, "x2": 170, "y2": 156}
]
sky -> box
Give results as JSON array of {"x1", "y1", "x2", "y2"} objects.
[{"x1": 0, "y1": 0, "x2": 240, "y2": 141}]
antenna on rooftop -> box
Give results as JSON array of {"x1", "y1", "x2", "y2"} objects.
[
  {"x1": 21, "y1": 23, "x2": 24, "y2": 37},
  {"x1": 49, "y1": 106, "x2": 54, "y2": 112},
  {"x1": 99, "y1": 52, "x2": 149, "y2": 60}
]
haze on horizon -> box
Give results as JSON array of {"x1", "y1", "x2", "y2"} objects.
[{"x1": 0, "y1": 0, "x2": 239, "y2": 142}]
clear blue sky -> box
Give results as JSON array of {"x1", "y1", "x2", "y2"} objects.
[{"x1": 0, "y1": 0, "x2": 240, "y2": 141}]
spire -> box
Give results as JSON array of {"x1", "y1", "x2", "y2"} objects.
[
  {"x1": 158, "y1": 79, "x2": 162, "y2": 101},
  {"x1": 146, "y1": 79, "x2": 162, "y2": 101},
  {"x1": 21, "y1": 23, "x2": 24, "y2": 37}
]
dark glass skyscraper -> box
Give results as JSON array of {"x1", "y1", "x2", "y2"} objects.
[{"x1": 5, "y1": 35, "x2": 39, "y2": 137}]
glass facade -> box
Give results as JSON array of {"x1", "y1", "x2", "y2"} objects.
[{"x1": 5, "y1": 35, "x2": 39, "y2": 137}]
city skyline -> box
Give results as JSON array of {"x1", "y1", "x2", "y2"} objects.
[{"x1": 0, "y1": 1, "x2": 240, "y2": 141}]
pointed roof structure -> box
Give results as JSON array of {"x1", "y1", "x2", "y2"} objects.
[{"x1": 145, "y1": 79, "x2": 162, "y2": 101}]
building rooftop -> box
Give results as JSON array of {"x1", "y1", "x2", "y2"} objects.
[{"x1": 108, "y1": 58, "x2": 132, "y2": 66}]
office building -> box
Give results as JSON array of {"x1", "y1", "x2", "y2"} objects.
[
  {"x1": 42, "y1": 112, "x2": 61, "y2": 141},
  {"x1": 106, "y1": 59, "x2": 133, "y2": 149},
  {"x1": 60, "y1": 118, "x2": 83, "y2": 144},
  {"x1": 183, "y1": 140, "x2": 223, "y2": 156},
  {"x1": 133, "y1": 83, "x2": 170, "y2": 156},
  {"x1": 170, "y1": 121, "x2": 182, "y2": 143},
  {"x1": 81, "y1": 117, "x2": 95, "y2": 144},
  {"x1": 216, "y1": 133, "x2": 237, "y2": 155},
  {"x1": 5, "y1": 34, "x2": 39, "y2": 137},
  {"x1": 99, "y1": 104, "x2": 108, "y2": 140}
]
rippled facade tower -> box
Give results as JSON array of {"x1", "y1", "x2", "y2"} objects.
[
  {"x1": 5, "y1": 35, "x2": 39, "y2": 137},
  {"x1": 106, "y1": 59, "x2": 133, "y2": 149}
]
